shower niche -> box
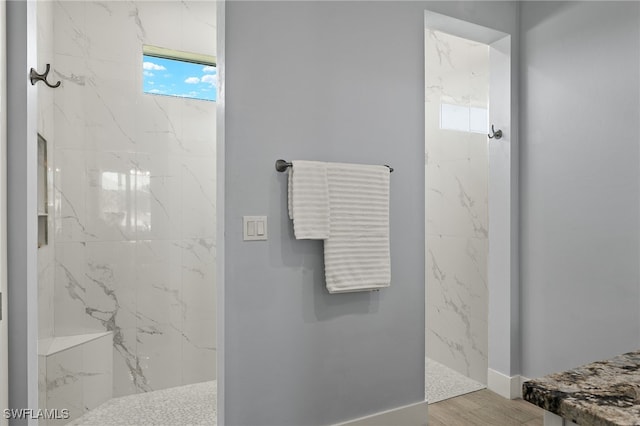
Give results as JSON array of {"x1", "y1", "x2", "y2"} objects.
[{"x1": 37, "y1": 134, "x2": 47, "y2": 248}]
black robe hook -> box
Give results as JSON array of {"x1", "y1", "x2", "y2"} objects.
[
  {"x1": 488, "y1": 124, "x2": 502, "y2": 140},
  {"x1": 30, "y1": 64, "x2": 61, "y2": 88}
]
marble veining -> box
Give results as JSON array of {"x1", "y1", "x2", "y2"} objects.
[
  {"x1": 425, "y1": 29, "x2": 489, "y2": 385},
  {"x1": 523, "y1": 351, "x2": 640, "y2": 426},
  {"x1": 40, "y1": 332, "x2": 113, "y2": 426},
  {"x1": 151, "y1": 97, "x2": 185, "y2": 152},
  {"x1": 39, "y1": 0, "x2": 218, "y2": 405}
]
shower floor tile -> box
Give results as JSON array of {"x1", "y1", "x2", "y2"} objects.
[
  {"x1": 68, "y1": 359, "x2": 481, "y2": 424},
  {"x1": 68, "y1": 380, "x2": 216, "y2": 426},
  {"x1": 426, "y1": 357, "x2": 486, "y2": 404}
]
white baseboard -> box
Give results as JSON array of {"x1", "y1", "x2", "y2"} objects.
[
  {"x1": 334, "y1": 400, "x2": 428, "y2": 426},
  {"x1": 487, "y1": 368, "x2": 527, "y2": 399}
]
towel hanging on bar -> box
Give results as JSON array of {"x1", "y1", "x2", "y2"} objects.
[
  {"x1": 283, "y1": 159, "x2": 391, "y2": 293},
  {"x1": 287, "y1": 160, "x2": 330, "y2": 239},
  {"x1": 323, "y1": 162, "x2": 391, "y2": 293}
]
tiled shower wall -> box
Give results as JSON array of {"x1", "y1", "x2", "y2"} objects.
[
  {"x1": 425, "y1": 30, "x2": 489, "y2": 384},
  {"x1": 39, "y1": 0, "x2": 216, "y2": 397},
  {"x1": 37, "y1": 0, "x2": 55, "y2": 344}
]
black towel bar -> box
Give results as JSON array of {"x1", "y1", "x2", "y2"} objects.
[{"x1": 275, "y1": 159, "x2": 393, "y2": 173}]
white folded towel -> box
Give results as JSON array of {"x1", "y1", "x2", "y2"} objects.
[
  {"x1": 287, "y1": 160, "x2": 330, "y2": 239},
  {"x1": 324, "y1": 162, "x2": 390, "y2": 293}
]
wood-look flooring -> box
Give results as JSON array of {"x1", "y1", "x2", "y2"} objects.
[{"x1": 428, "y1": 389, "x2": 544, "y2": 426}]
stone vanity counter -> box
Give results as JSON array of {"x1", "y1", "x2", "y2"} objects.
[{"x1": 523, "y1": 350, "x2": 640, "y2": 425}]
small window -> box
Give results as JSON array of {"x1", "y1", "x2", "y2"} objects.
[
  {"x1": 143, "y1": 45, "x2": 217, "y2": 102},
  {"x1": 440, "y1": 103, "x2": 488, "y2": 134}
]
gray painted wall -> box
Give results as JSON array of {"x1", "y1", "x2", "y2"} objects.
[
  {"x1": 0, "y1": 1, "x2": 9, "y2": 424},
  {"x1": 520, "y1": 1, "x2": 640, "y2": 378},
  {"x1": 224, "y1": 2, "x2": 517, "y2": 424},
  {"x1": 7, "y1": 1, "x2": 39, "y2": 424}
]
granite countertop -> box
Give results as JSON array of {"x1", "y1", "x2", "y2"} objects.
[{"x1": 523, "y1": 350, "x2": 640, "y2": 426}]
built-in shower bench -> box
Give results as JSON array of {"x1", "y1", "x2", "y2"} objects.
[
  {"x1": 38, "y1": 331, "x2": 113, "y2": 425},
  {"x1": 522, "y1": 350, "x2": 640, "y2": 426}
]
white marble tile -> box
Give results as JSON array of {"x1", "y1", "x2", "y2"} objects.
[
  {"x1": 424, "y1": 157, "x2": 445, "y2": 235},
  {"x1": 468, "y1": 47, "x2": 489, "y2": 110},
  {"x1": 54, "y1": 244, "x2": 131, "y2": 336},
  {"x1": 85, "y1": 151, "x2": 138, "y2": 241},
  {"x1": 138, "y1": 94, "x2": 185, "y2": 156},
  {"x1": 84, "y1": 2, "x2": 141, "y2": 65},
  {"x1": 42, "y1": 333, "x2": 107, "y2": 356},
  {"x1": 137, "y1": 1, "x2": 183, "y2": 51},
  {"x1": 37, "y1": 0, "x2": 54, "y2": 63},
  {"x1": 133, "y1": 154, "x2": 182, "y2": 240},
  {"x1": 55, "y1": 240, "x2": 138, "y2": 384},
  {"x1": 84, "y1": 241, "x2": 138, "y2": 329},
  {"x1": 426, "y1": 235, "x2": 488, "y2": 384},
  {"x1": 137, "y1": 323, "x2": 183, "y2": 391},
  {"x1": 180, "y1": 237, "x2": 215, "y2": 386},
  {"x1": 53, "y1": 1, "x2": 88, "y2": 58},
  {"x1": 426, "y1": 30, "x2": 488, "y2": 105},
  {"x1": 84, "y1": 59, "x2": 139, "y2": 153},
  {"x1": 465, "y1": 142, "x2": 489, "y2": 237},
  {"x1": 468, "y1": 130, "x2": 488, "y2": 162},
  {"x1": 43, "y1": 334, "x2": 113, "y2": 425},
  {"x1": 46, "y1": 348, "x2": 84, "y2": 425},
  {"x1": 425, "y1": 29, "x2": 489, "y2": 386},
  {"x1": 425, "y1": 30, "x2": 454, "y2": 72},
  {"x1": 53, "y1": 242, "x2": 100, "y2": 335},
  {"x1": 181, "y1": 158, "x2": 216, "y2": 239},
  {"x1": 181, "y1": 99, "x2": 217, "y2": 158},
  {"x1": 53, "y1": 54, "x2": 88, "y2": 151},
  {"x1": 76, "y1": 240, "x2": 139, "y2": 397},
  {"x1": 181, "y1": 321, "x2": 216, "y2": 385},
  {"x1": 38, "y1": 0, "x2": 56, "y2": 145},
  {"x1": 181, "y1": 1, "x2": 217, "y2": 57},
  {"x1": 38, "y1": 355, "x2": 47, "y2": 419},
  {"x1": 426, "y1": 158, "x2": 484, "y2": 238},
  {"x1": 54, "y1": 149, "x2": 89, "y2": 242},
  {"x1": 44, "y1": 0, "x2": 218, "y2": 405},
  {"x1": 181, "y1": 238, "x2": 216, "y2": 323},
  {"x1": 37, "y1": 110, "x2": 54, "y2": 145},
  {"x1": 425, "y1": 119, "x2": 471, "y2": 164},
  {"x1": 112, "y1": 327, "x2": 142, "y2": 397},
  {"x1": 38, "y1": 245, "x2": 55, "y2": 339},
  {"x1": 82, "y1": 334, "x2": 113, "y2": 410},
  {"x1": 135, "y1": 240, "x2": 183, "y2": 326},
  {"x1": 180, "y1": 237, "x2": 216, "y2": 384}
]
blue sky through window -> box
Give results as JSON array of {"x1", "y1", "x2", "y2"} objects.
[{"x1": 143, "y1": 55, "x2": 217, "y2": 102}]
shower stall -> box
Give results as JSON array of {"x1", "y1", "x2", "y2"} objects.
[
  {"x1": 35, "y1": 1, "x2": 218, "y2": 424},
  {"x1": 424, "y1": 29, "x2": 489, "y2": 386}
]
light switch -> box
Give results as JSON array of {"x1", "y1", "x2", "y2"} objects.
[{"x1": 243, "y1": 216, "x2": 267, "y2": 241}]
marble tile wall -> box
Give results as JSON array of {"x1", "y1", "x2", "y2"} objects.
[
  {"x1": 38, "y1": 0, "x2": 57, "y2": 410},
  {"x1": 425, "y1": 30, "x2": 489, "y2": 385},
  {"x1": 37, "y1": 0, "x2": 55, "y2": 342},
  {"x1": 40, "y1": 0, "x2": 217, "y2": 398},
  {"x1": 39, "y1": 333, "x2": 113, "y2": 426}
]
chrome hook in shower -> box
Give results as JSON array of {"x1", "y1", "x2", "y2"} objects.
[
  {"x1": 29, "y1": 64, "x2": 61, "y2": 88},
  {"x1": 488, "y1": 124, "x2": 502, "y2": 140}
]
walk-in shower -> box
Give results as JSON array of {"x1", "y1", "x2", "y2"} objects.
[
  {"x1": 425, "y1": 26, "x2": 489, "y2": 401},
  {"x1": 35, "y1": 2, "x2": 217, "y2": 424}
]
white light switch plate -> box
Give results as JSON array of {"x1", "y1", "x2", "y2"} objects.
[{"x1": 243, "y1": 216, "x2": 267, "y2": 241}]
